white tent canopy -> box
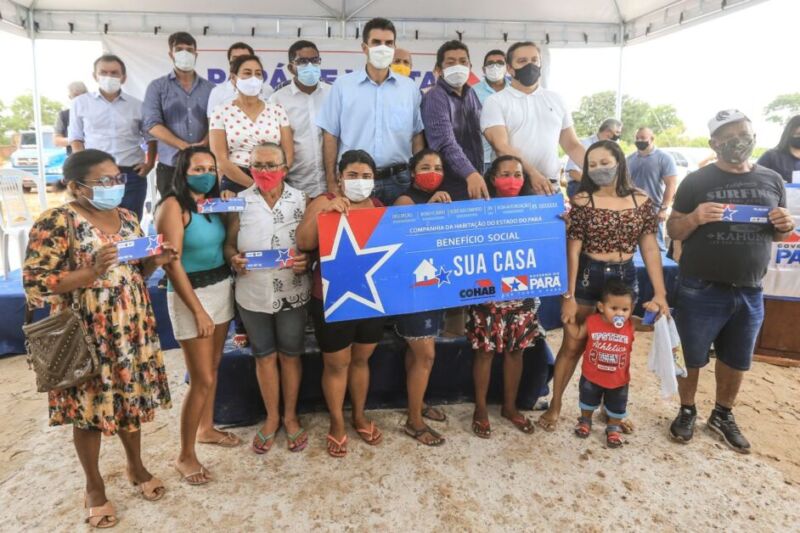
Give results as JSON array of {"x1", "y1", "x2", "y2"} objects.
[{"x1": 1, "y1": 0, "x2": 766, "y2": 46}]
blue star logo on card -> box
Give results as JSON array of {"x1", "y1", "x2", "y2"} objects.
[
  {"x1": 721, "y1": 204, "x2": 738, "y2": 221},
  {"x1": 196, "y1": 197, "x2": 245, "y2": 214},
  {"x1": 321, "y1": 216, "x2": 400, "y2": 319},
  {"x1": 502, "y1": 275, "x2": 530, "y2": 293},
  {"x1": 436, "y1": 265, "x2": 451, "y2": 287},
  {"x1": 116, "y1": 234, "x2": 163, "y2": 263}
]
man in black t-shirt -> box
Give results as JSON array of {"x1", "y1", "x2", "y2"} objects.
[{"x1": 666, "y1": 110, "x2": 795, "y2": 454}]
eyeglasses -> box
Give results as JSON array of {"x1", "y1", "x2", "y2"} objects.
[
  {"x1": 293, "y1": 57, "x2": 322, "y2": 67},
  {"x1": 485, "y1": 60, "x2": 506, "y2": 67},
  {"x1": 80, "y1": 174, "x2": 127, "y2": 188},
  {"x1": 251, "y1": 163, "x2": 285, "y2": 171}
]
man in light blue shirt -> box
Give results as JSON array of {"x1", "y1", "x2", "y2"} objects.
[
  {"x1": 565, "y1": 118, "x2": 623, "y2": 197},
  {"x1": 69, "y1": 54, "x2": 156, "y2": 221},
  {"x1": 317, "y1": 17, "x2": 424, "y2": 205},
  {"x1": 627, "y1": 127, "x2": 678, "y2": 250},
  {"x1": 142, "y1": 31, "x2": 214, "y2": 196},
  {"x1": 471, "y1": 49, "x2": 510, "y2": 173}
]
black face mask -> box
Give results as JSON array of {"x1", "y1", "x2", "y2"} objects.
[
  {"x1": 513, "y1": 63, "x2": 541, "y2": 87},
  {"x1": 610, "y1": 134, "x2": 621, "y2": 142},
  {"x1": 635, "y1": 140, "x2": 650, "y2": 151},
  {"x1": 790, "y1": 137, "x2": 800, "y2": 149}
]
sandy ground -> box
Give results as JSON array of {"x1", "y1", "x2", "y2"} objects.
[{"x1": 1, "y1": 329, "x2": 799, "y2": 532}]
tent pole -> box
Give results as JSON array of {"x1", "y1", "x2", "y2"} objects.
[
  {"x1": 614, "y1": 23, "x2": 624, "y2": 120},
  {"x1": 29, "y1": 8, "x2": 48, "y2": 212}
]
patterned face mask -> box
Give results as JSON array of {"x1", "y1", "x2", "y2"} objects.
[{"x1": 714, "y1": 135, "x2": 755, "y2": 165}]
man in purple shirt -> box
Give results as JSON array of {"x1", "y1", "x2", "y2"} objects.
[{"x1": 421, "y1": 41, "x2": 487, "y2": 201}]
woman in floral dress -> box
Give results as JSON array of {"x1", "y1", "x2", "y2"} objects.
[{"x1": 24, "y1": 149, "x2": 176, "y2": 529}]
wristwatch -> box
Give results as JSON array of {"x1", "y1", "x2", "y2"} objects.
[{"x1": 562, "y1": 292, "x2": 573, "y2": 300}]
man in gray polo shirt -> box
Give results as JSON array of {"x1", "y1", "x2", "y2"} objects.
[{"x1": 627, "y1": 127, "x2": 678, "y2": 250}]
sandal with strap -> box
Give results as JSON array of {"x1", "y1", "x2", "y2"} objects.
[
  {"x1": 174, "y1": 464, "x2": 211, "y2": 486},
  {"x1": 536, "y1": 413, "x2": 558, "y2": 432},
  {"x1": 404, "y1": 422, "x2": 445, "y2": 447},
  {"x1": 252, "y1": 429, "x2": 277, "y2": 455},
  {"x1": 127, "y1": 470, "x2": 166, "y2": 501},
  {"x1": 606, "y1": 425, "x2": 624, "y2": 449},
  {"x1": 354, "y1": 421, "x2": 383, "y2": 445},
  {"x1": 421, "y1": 405, "x2": 447, "y2": 422},
  {"x1": 85, "y1": 498, "x2": 118, "y2": 529},
  {"x1": 471, "y1": 418, "x2": 491, "y2": 439},
  {"x1": 198, "y1": 430, "x2": 241, "y2": 448},
  {"x1": 574, "y1": 416, "x2": 593, "y2": 439},
  {"x1": 501, "y1": 411, "x2": 535, "y2": 434},
  {"x1": 326, "y1": 433, "x2": 348, "y2": 458},
  {"x1": 286, "y1": 427, "x2": 308, "y2": 453}
]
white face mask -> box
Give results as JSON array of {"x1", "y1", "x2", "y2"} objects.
[
  {"x1": 484, "y1": 64, "x2": 506, "y2": 83},
  {"x1": 443, "y1": 65, "x2": 470, "y2": 88},
  {"x1": 173, "y1": 50, "x2": 196, "y2": 72},
  {"x1": 97, "y1": 75, "x2": 121, "y2": 94},
  {"x1": 343, "y1": 179, "x2": 374, "y2": 202},
  {"x1": 236, "y1": 76, "x2": 263, "y2": 97},
  {"x1": 368, "y1": 45, "x2": 395, "y2": 70}
]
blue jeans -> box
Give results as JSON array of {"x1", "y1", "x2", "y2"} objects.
[
  {"x1": 573, "y1": 254, "x2": 639, "y2": 307},
  {"x1": 237, "y1": 304, "x2": 308, "y2": 357},
  {"x1": 674, "y1": 276, "x2": 764, "y2": 371},
  {"x1": 373, "y1": 169, "x2": 410, "y2": 206},
  {"x1": 579, "y1": 376, "x2": 629, "y2": 419},
  {"x1": 395, "y1": 310, "x2": 443, "y2": 339},
  {"x1": 119, "y1": 167, "x2": 148, "y2": 222}
]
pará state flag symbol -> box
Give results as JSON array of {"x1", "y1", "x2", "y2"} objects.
[{"x1": 502, "y1": 275, "x2": 530, "y2": 293}]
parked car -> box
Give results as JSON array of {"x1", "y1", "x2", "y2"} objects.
[
  {"x1": 6, "y1": 129, "x2": 66, "y2": 192},
  {"x1": 663, "y1": 147, "x2": 716, "y2": 183}
]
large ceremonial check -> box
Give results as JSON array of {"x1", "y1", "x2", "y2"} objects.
[{"x1": 318, "y1": 196, "x2": 567, "y2": 322}]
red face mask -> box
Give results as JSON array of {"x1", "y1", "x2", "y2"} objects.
[
  {"x1": 414, "y1": 171, "x2": 444, "y2": 192},
  {"x1": 251, "y1": 168, "x2": 285, "y2": 192},
  {"x1": 494, "y1": 176, "x2": 524, "y2": 197}
]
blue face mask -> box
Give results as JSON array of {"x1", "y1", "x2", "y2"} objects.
[
  {"x1": 296, "y1": 64, "x2": 321, "y2": 87},
  {"x1": 83, "y1": 184, "x2": 124, "y2": 210},
  {"x1": 187, "y1": 172, "x2": 216, "y2": 194}
]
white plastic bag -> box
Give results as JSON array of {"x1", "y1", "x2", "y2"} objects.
[{"x1": 647, "y1": 316, "x2": 686, "y2": 398}]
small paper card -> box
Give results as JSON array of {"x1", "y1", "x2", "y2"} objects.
[
  {"x1": 642, "y1": 309, "x2": 658, "y2": 326},
  {"x1": 720, "y1": 204, "x2": 770, "y2": 224},
  {"x1": 117, "y1": 235, "x2": 163, "y2": 262},
  {"x1": 244, "y1": 249, "x2": 295, "y2": 270},
  {"x1": 197, "y1": 197, "x2": 246, "y2": 214}
]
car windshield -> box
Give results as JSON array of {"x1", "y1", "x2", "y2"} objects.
[{"x1": 19, "y1": 132, "x2": 55, "y2": 149}]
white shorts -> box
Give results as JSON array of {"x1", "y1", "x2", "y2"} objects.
[{"x1": 167, "y1": 277, "x2": 234, "y2": 341}]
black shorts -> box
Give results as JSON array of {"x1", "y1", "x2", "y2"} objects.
[{"x1": 309, "y1": 298, "x2": 387, "y2": 353}]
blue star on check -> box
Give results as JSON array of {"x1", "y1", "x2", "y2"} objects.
[
  {"x1": 437, "y1": 265, "x2": 451, "y2": 287},
  {"x1": 721, "y1": 205, "x2": 737, "y2": 221},
  {"x1": 276, "y1": 248, "x2": 292, "y2": 266},
  {"x1": 320, "y1": 217, "x2": 401, "y2": 319},
  {"x1": 145, "y1": 235, "x2": 162, "y2": 255}
]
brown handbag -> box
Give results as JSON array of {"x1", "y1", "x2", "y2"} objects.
[{"x1": 22, "y1": 210, "x2": 100, "y2": 393}]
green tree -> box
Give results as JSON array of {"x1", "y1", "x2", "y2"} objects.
[
  {"x1": 572, "y1": 91, "x2": 683, "y2": 144},
  {"x1": 764, "y1": 93, "x2": 800, "y2": 125},
  {"x1": 0, "y1": 93, "x2": 64, "y2": 144}
]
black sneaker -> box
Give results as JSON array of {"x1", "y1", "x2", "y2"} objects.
[
  {"x1": 708, "y1": 409, "x2": 751, "y2": 454},
  {"x1": 669, "y1": 407, "x2": 696, "y2": 443}
]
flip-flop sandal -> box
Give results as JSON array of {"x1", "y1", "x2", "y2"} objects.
[
  {"x1": 536, "y1": 415, "x2": 558, "y2": 432},
  {"x1": 472, "y1": 419, "x2": 492, "y2": 439},
  {"x1": 354, "y1": 421, "x2": 383, "y2": 445},
  {"x1": 600, "y1": 412, "x2": 635, "y2": 434},
  {"x1": 502, "y1": 413, "x2": 535, "y2": 434},
  {"x1": 422, "y1": 406, "x2": 447, "y2": 422},
  {"x1": 199, "y1": 430, "x2": 241, "y2": 448},
  {"x1": 252, "y1": 429, "x2": 277, "y2": 455},
  {"x1": 85, "y1": 499, "x2": 118, "y2": 529},
  {"x1": 404, "y1": 422, "x2": 445, "y2": 447},
  {"x1": 606, "y1": 425, "x2": 624, "y2": 449},
  {"x1": 174, "y1": 465, "x2": 211, "y2": 486},
  {"x1": 286, "y1": 427, "x2": 308, "y2": 453},
  {"x1": 127, "y1": 470, "x2": 166, "y2": 502},
  {"x1": 574, "y1": 416, "x2": 593, "y2": 439},
  {"x1": 326, "y1": 434, "x2": 348, "y2": 458}
]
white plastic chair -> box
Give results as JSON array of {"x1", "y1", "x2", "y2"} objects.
[{"x1": 0, "y1": 169, "x2": 35, "y2": 279}]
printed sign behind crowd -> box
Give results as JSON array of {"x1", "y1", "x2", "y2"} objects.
[
  {"x1": 318, "y1": 197, "x2": 567, "y2": 322},
  {"x1": 763, "y1": 184, "x2": 800, "y2": 300}
]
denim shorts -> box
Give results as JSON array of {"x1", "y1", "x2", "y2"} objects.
[
  {"x1": 578, "y1": 376, "x2": 629, "y2": 419},
  {"x1": 236, "y1": 304, "x2": 308, "y2": 357},
  {"x1": 673, "y1": 276, "x2": 764, "y2": 371},
  {"x1": 395, "y1": 310, "x2": 443, "y2": 339},
  {"x1": 574, "y1": 254, "x2": 639, "y2": 307},
  {"x1": 372, "y1": 169, "x2": 411, "y2": 206}
]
